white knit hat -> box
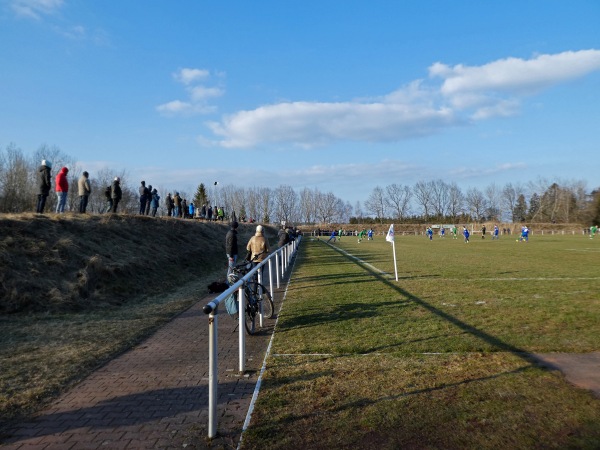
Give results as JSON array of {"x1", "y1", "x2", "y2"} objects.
[{"x1": 256, "y1": 225, "x2": 263, "y2": 233}]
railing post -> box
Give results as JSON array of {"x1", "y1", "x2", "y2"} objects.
[
  {"x1": 208, "y1": 307, "x2": 218, "y2": 439},
  {"x1": 257, "y1": 269, "x2": 264, "y2": 328},
  {"x1": 275, "y1": 252, "x2": 280, "y2": 288},
  {"x1": 268, "y1": 258, "x2": 275, "y2": 303},
  {"x1": 238, "y1": 286, "x2": 245, "y2": 373}
]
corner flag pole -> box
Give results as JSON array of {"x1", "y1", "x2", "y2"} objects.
[{"x1": 386, "y1": 224, "x2": 398, "y2": 281}]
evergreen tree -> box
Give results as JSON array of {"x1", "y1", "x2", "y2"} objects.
[
  {"x1": 193, "y1": 183, "x2": 208, "y2": 208},
  {"x1": 528, "y1": 193, "x2": 540, "y2": 221},
  {"x1": 514, "y1": 194, "x2": 527, "y2": 222}
]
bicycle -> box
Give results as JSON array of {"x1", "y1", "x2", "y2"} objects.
[{"x1": 227, "y1": 259, "x2": 274, "y2": 335}]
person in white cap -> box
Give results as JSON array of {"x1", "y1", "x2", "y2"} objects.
[
  {"x1": 36, "y1": 159, "x2": 52, "y2": 213},
  {"x1": 246, "y1": 225, "x2": 270, "y2": 263}
]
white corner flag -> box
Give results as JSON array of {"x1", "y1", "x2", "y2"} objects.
[
  {"x1": 386, "y1": 224, "x2": 398, "y2": 281},
  {"x1": 386, "y1": 224, "x2": 395, "y2": 242}
]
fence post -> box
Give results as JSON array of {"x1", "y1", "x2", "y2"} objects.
[
  {"x1": 275, "y1": 252, "x2": 281, "y2": 288},
  {"x1": 208, "y1": 307, "x2": 218, "y2": 439},
  {"x1": 238, "y1": 286, "x2": 245, "y2": 373},
  {"x1": 268, "y1": 258, "x2": 275, "y2": 302}
]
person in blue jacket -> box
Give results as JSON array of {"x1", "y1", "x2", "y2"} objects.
[{"x1": 463, "y1": 226, "x2": 470, "y2": 243}]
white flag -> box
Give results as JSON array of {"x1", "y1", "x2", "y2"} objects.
[{"x1": 386, "y1": 224, "x2": 395, "y2": 242}]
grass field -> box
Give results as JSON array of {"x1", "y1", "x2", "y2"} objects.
[{"x1": 241, "y1": 234, "x2": 600, "y2": 449}]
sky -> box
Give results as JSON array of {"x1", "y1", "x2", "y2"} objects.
[{"x1": 1, "y1": 0, "x2": 599, "y2": 206}]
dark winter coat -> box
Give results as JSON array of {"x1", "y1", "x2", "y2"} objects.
[
  {"x1": 225, "y1": 228, "x2": 238, "y2": 257},
  {"x1": 111, "y1": 180, "x2": 122, "y2": 200},
  {"x1": 38, "y1": 165, "x2": 51, "y2": 195}
]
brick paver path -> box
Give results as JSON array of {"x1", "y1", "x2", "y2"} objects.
[{"x1": 1, "y1": 279, "x2": 285, "y2": 449}]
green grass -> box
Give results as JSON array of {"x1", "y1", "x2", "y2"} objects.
[{"x1": 241, "y1": 235, "x2": 600, "y2": 449}]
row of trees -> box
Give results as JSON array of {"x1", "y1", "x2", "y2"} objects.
[
  {"x1": 363, "y1": 179, "x2": 599, "y2": 225},
  {"x1": 1, "y1": 143, "x2": 599, "y2": 225}
]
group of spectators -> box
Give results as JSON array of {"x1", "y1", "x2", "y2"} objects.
[{"x1": 34, "y1": 159, "x2": 224, "y2": 218}]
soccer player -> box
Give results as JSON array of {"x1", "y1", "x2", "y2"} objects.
[
  {"x1": 451, "y1": 225, "x2": 458, "y2": 239},
  {"x1": 358, "y1": 229, "x2": 366, "y2": 243},
  {"x1": 426, "y1": 227, "x2": 433, "y2": 241},
  {"x1": 367, "y1": 229, "x2": 373, "y2": 240},
  {"x1": 440, "y1": 227, "x2": 446, "y2": 238},
  {"x1": 590, "y1": 225, "x2": 597, "y2": 239},
  {"x1": 327, "y1": 230, "x2": 337, "y2": 243},
  {"x1": 492, "y1": 225, "x2": 499, "y2": 240},
  {"x1": 463, "y1": 226, "x2": 470, "y2": 243}
]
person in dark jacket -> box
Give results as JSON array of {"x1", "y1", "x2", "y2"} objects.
[
  {"x1": 111, "y1": 177, "x2": 122, "y2": 213},
  {"x1": 36, "y1": 159, "x2": 52, "y2": 213},
  {"x1": 277, "y1": 225, "x2": 289, "y2": 247},
  {"x1": 145, "y1": 185, "x2": 152, "y2": 215},
  {"x1": 150, "y1": 188, "x2": 160, "y2": 217},
  {"x1": 55, "y1": 166, "x2": 69, "y2": 213},
  {"x1": 225, "y1": 221, "x2": 239, "y2": 279},
  {"x1": 139, "y1": 181, "x2": 147, "y2": 215},
  {"x1": 78, "y1": 171, "x2": 91, "y2": 213},
  {"x1": 165, "y1": 193, "x2": 173, "y2": 216}
]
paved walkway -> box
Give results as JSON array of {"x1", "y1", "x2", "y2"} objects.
[{"x1": 1, "y1": 282, "x2": 283, "y2": 449}]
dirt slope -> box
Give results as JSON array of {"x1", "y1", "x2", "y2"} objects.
[{"x1": 0, "y1": 213, "x2": 273, "y2": 314}]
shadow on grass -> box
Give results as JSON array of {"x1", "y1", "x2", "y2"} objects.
[
  {"x1": 277, "y1": 299, "x2": 412, "y2": 332},
  {"x1": 316, "y1": 242, "x2": 536, "y2": 362}
]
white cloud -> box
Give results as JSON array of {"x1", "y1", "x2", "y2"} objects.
[
  {"x1": 430, "y1": 50, "x2": 600, "y2": 96},
  {"x1": 174, "y1": 68, "x2": 210, "y2": 85},
  {"x1": 207, "y1": 49, "x2": 600, "y2": 148},
  {"x1": 190, "y1": 86, "x2": 224, "y2": 101},
  {"x1": 157, "y1": 68, "x2": 223, "y2": 116},
  {"x1": 10, "y1": 0, "x2": 63, "y2": 19},
  {"x1": 156, "y1": 100, "x2": 216, "y2": 116},
  {"x1": 208, "y1": 100, "x2": 457, "y2": 148}
]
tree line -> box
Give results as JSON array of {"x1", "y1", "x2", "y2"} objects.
[{"x1": 1, "y1": 143, "x2": 599, "y2": 225}]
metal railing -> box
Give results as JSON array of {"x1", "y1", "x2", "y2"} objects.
[{"x1": 202, "y1": 236, "x2": 301, "y2": 439}]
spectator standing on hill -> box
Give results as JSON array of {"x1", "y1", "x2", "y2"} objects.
[
  {"x1": 217, "y1": 206, "x2": 225, "y2": 221},
  {"x1": 104, "y1": 184, "x2": 113, "y2": 213},
  {"x1": 182, "y1": 199, "x2": 188, "y2": 218},
  {"x1": 145, "y1": 185, "x2": 153, "y2": 215},
  {"x1": 225, "y1": 221, "x2": 239, "y2": 279},
  {"x1": 165, "y1": 193, "x2": 173, "y2": 216},
  {"x1": 55, "y1": 167, "x2": 69, "y2": 213},
  {"x1": 246, "y1": 225, "x2": 270, "y2": 263},
  {"x1": 111, "y1": 177, "x2": 122, "y2": 213},
  {"x1": 207, "y1": 205, "x2": 213, "y2": 221},
  {"x1": 189, "y1": 202, "x2": 195, "y2": 218},
  {"x1": 150, "y1": 188, "x2": 160, "y2": 217},
  {"x1": 201, "y1": 204, "x2": 207, "y2": 219},
  {"x1": 78, "y1": 171, "x2": 91, "y2": 213},
  {"x1": 139, "y1": 181, "x2": 148, "y2": 215},
  {"x1": 173, "y1": 192, "x2": 182, "y2": 217},
  {"x1": 36, "y1": 159, "x2": 52, "y2": 213}
]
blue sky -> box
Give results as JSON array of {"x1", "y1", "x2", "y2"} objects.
[{"x1": 1, "y1": 0, "x2": 599, "y2": 205}]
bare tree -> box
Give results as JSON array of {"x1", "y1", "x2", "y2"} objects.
[
  {"x1": 315, "y1": 191, "x2": 339, "y2": 224},
  {"x1": 258, "y1": 187, "x2": 273, "y2": 223},
  {"x1": 447, "y1": 182, "x2": 464, "y2": 222},
  {"x1": 299, "y1": 187, "x2": 317, "y2": 224},
  {"x1": 484, "y1": 183, "x2": 501, "y2": 221},
  {"x1": 430, "y1": 179, "x2": 450, "y2": 220},
  {"x1": 501, "y1": 182, "x2": 525, "y2": 222},
  {"x1": 0, "y1": 144, "x2": 30, "y2": 212},
  {"x1": 385, "y1": 183, "x2": 412, "y2": 220},
  {"x1": 465, "y1": 187, "x2": 487, "y2": 221},
  {"x1": 413, "y1": 181, "x2": 434, "y2": 221},
  {"x1": 365, "y1": 186, "x2": 386, "y2": 223}
]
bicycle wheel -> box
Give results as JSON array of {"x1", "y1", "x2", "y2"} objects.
[
  {"x1": 248, "y1": 282, "x2": 274, "y2": 319},
  {"x1": 244, "y1": 299, "x2": 256, "y2": 335}
]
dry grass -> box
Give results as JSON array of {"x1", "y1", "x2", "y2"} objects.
[{"x1": 0, "y1": 213, "x2": 275, "y2": 428}]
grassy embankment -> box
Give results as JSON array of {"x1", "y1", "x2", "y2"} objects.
[{"x1": 0, "y1": 213, "x2": 270, "y2": 428}]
